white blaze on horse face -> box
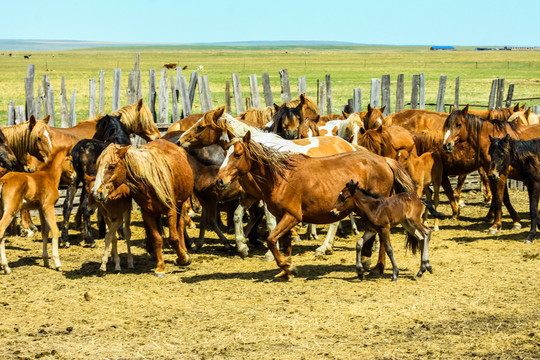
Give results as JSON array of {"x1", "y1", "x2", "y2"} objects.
[
  {"x1": 220, "y1": 146, "x2": 235, "y2": 171},
  {"x1": 307, "y1": 129, "x2": 313, "y2": 138},
  {"x1": 443, "y1": 130, "x2": 451, "y2": 143},
  {"x1": 43, "y1": 129, "x2": 53, "y2": 149},
  {"x1": 352, "y1": 124, "x2": 360, "y2": 145},
  {"x1": 93, "y1": 166, "x2": 106, "y2": 197},
  {"x1": 219, "y1": 131, "x2": 230, "y2": 143}
]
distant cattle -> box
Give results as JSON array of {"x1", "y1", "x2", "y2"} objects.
[
  {"x1": 163, "y1": 63, "x2": 177, "y2": 69},
  {"x1": 24, "y1": 55, "x2": 31, "y2": 59}
]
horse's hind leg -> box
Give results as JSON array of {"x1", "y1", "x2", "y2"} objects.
[
  {"x1": 123, "y1": 208, "x2": 133, "y2": 269},
  {"x1": 355, "y1": 231, "x2": 376, "y2": 280},
  {"x1": 60, "y1": 180, "x2": 78, "y2": 247},
  {"x1": 454, "y1": 175, "x2": 466, "y2": 207},
  {"x1": 403, "y1": 221, "x2": 432, "y2": 277},
  {"x1": 441, "y1": 174, "x2": 459, "y2": 219},
  {"x1": 0, "y1": 211, "x2": 16, "y2": 275},
  {"x1": 314, "y1": 221, "x2": 339, "y2": 257},
  {"x1": 380, "y1": 229, "x2": 399, "y2": 281},
  {"x1": 349, "y1": 214, "x2": 360, "y2": 235},
  {"x1": 40, "y1": 207, "x2": 62, "y2": 271},
  {"x1": 167, "y1": 207, "x2": 191, "y2": 268},
  {"x1": 525, "y1": 183, "x2": 539, "y2": 244},
  {"x1": 80, "y1": 187, "x2": 96, "y2": 247},
  {"x1": 19, "y1": 209, "x2": 37, "y2": 237},
  {"x1": 478, "y1": 168, "x2": 492, "y2": 203}
]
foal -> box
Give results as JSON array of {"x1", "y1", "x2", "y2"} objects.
[
  {"x1": 330, "y1": 180, "x2": 443, "y2": 281},
  {"x1": 0, "y1": 147, "x2": 76, "y2": 274}
]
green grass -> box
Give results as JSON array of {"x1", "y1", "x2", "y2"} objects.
[{"x1": 1, "y1": 45, "x2": 539, "y2": 125}]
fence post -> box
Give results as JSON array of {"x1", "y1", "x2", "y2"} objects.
[
  {"x1": 47, "y1": 85, "x2": 55, "y2": 126},
  {"x1": 134, "y1": 53, "x2": 142, "y2": 101},
  {"x1": 127, "y1": 69, "x2": 137, "y2": 105},
  {"x1": 148, "y1": 69, "x2": 157, "y2": 121},
  {"x1": 353, "y1": 88, "x2": 362, "y2": 113},
  {"x1": 199, "y1": 75, "x2": 212, "y2": 112},
  {"x1": 188, "y1": 71, "x2": 199, "y2": 111},
  {"x1": 232, "y1": 73, "x2": 244, "y2": 115},
  {"x1": 395, "y1": 74, "x2": 405, "y2": 112},
  {"x1": 171, "y1": 74, "x2": 179, "y2": 122},
  {"x1": 381, "y1": 75, "x2": 391, "y2": 115},
  {"x1": 98, "y1": 70, "x2": 105, "y2": 114},
  {"x1": 279, "y1": 69, "x2": 292, "y2": 103},
  {"x1": 298, "y1": 76, "x2": 307, "y2": 97},
  {"x1": 112, "y1": 68, "x2": 121, "y2": 111},
  {"x1": 411, "y1": 74, "x2": 420, "y2": 109},
  {"x1": 89, "y1": 78, "x2": 96, "y2": 119},
  {"x1": 42, "y1": 75, "x2": 50, "y2": 117},
  {"x1": 158, "y1": 69, "x2": 168, "y2": 123},
  {"x1": 225, "y1": 81, "x2": 232, "y2": 114},
  {"x1": 370, "y1": 78, "x2": 381, "y2": 108},
  {"x1": 436, "y1": 75, "x2": 447, "y2": 112},
  {"x1": 60, "y1": 77, "x2": 69, "y2": 127},
  {"x1": 249, "y1": 74, "x2": 262, "y2": 109},
  {"x1": 15, "y1": 106, "x2": 25, "y2": 124},
  {"x1": 25, "y1": 65, "x2": 34, "y2": 120},
  {"x1": 325, "y1": 74, "x2": 332, "y2": 114},
  {"x1": 261, "y1": 72, "x2": 273, "y2": 107},
  {"x1": 35, "y1": 85, "x2": 41, "y2": 119},
  {"x1": 488, "y1": 79, "x2": 497, "y2": 110},
  {"x1": 496, "y1": 78, "x2": 505, "y2": 109},
  {"x1": 505, "y1": 83, "x2": 514, "y2": 107},
  {"x1": 532, "y1": 105, "x2": 540, "y2": 115},
  {"x1": 319, "y1": 81, "x2": 326, "y2": 115},
  {"x1": 70, "y1": 89, "x2": 77, "y2": 127},
  {"x1": 7, "y1": 100, "x2": 15, "y2": 126},
  {"x1": 454, "y1": 76, "x2": 460, "y2": 110},
  {"x1": 419, "y1": 72, "x2": 425, "y2": 109},
  {"x1": 179, "y1": 75, "x2": 192, "y2": 117}
]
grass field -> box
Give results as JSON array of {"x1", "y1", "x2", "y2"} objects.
[{"x1": 0, "y1": 45, "x2": 539, "y2": 125}]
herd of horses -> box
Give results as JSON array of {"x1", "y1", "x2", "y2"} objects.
[{"x1": 0, "y1": 93, "x2": 537, "y2": 280}]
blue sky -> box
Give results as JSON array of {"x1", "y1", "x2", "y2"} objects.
[{"x1": 2, "y1": 0, "x2": 539, "y2": 46}]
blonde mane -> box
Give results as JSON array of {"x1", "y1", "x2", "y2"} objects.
[
  {"x1": 508, "y1": 110, "x2": 539, "y2": 126},
  {"x1": 337, "y1": 113, "x2": 364, "y2": 143},
  {"x1": 110, "y1": 100, "x2": 156, "y2": 136},
  {"x1": 98, "y1": 144, "x2": 176, "y2": 210},
  {"x1": 2, "y1": 121, "x2": 34, "y2": 160},
  {"x1": 237, "y1": 106, "x2": 276, "y2": 126},
  {"x1": 221, "y1": 114, "x2": 266, "y2": 137}
]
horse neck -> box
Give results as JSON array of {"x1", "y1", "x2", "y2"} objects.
[
  {"x1": 352, "y1": 191, "x2": 382, "y2": 219},
  {"x1": 224, "y1": 115, "x2": 264, "y2": 137},
  {"x1": 38, "y1": 150, "x2": 66, "y2": 183}
]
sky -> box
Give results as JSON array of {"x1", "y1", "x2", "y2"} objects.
[{"x1": 1, "y1": 0, "x2": 539, "y2": 46}]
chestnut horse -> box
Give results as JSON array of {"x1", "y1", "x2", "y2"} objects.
[
  {"x1": 0, "y1": 128, "x2": 18, "y2": 172},
  {"x1": 384, "y1": 109, "x2": 448, "y2": 131},
  {"x1": 215, "y1": 132, "x2": 417, "y2": 280},
  {"x1": 442, "y1": 106, "x2": 524, "y2": 233},
  {"x1": 236, "y1": 106, "x2": 277, "y2": 127},
  {"x1": 0, "y1": 147, "x2": 76, "y2": 274},
  {"x1": 93, "y1": 140, "x2": 194, "y2": 276},
  {"x1": 488, "y1": 135, "x2": 540, "y2": 244},
  {"x1": 177, "y1": 106, "x2": 358, "y2": 258},
  {"x1": 507, "y1": 108, "x2": 539, "y2": 126},
  {"x1": 267, "y1": 93, "x2": 319, "y2": 139},
  {"x1": 358, "y1": 125, "x2": 416, "y2": 160},
  {"x1": 330, "y1": 180, "x2": 442, "y2": 281}
]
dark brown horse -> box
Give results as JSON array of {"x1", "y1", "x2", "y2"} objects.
[
  {"x1": 330, "y1": 180, "x2": 441, "y2": 280},
  {"x1": 268, "y1": 94, "x2": 318, "y2": 139},
  {"x1": 215, "y1": 132, "x2": 416, "y2": 280},
  {"x1": 488, "y1": 135, "x2": 540, "y2": 244},
  {"x1": 93, "y1": 140, "x2": 194, "y2": 276},
  {"x1": 358, "y1": 125, "x2": 417, "y2": 160}
]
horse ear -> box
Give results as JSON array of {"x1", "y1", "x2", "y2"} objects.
[
  {"x1": 29, "y1": 115, "x2": 36, "y2": 128},
  {"x1": 243, "y1": 130, "x2": 251, "y2": 144},
  {"x1": 299, "y1": 93, "x2": 306, "y2": 104},
  {"x1": 462, "y1": 105, "x2": 469, "y2": 116},
  {"x1": 488, "y1": 135, "x2": 493, "y2": 142},
  {"x1": 367, "y1": 104, "x2": 373, "y2": 112},
  {"x1": 524, "y1": 107, "x2": 531, "y2": 118},
  {"x1": 136, "y1": 98, "x2": 143, "y2": 111},
  {"x1": 342, "y1": 111, "x2": 350, "y2": 118},
  {"x1": 116, "y1": 145, "x2": 131, "y2": 159},
  {"x1": 273, "y1": 103, "x2": 281, "y2": 112},
  {"x1": 314, "y1": 115, "x2": 320, "y2": 124},
  {"x1": 380, "y1": 105, "x2": 386, "y2": 113},
  {"x1": 377, "y1": 125, "x2": 383, "y2": 133},
  {"x1": 513, "y1": 103, "x2": 520, "y2": 112},
  {"x1": 42, "y1": 115, "x2": 51, "y2": 125},
  {"x1": 213, "y1": 105, "x2": 225, "y2": 122}
]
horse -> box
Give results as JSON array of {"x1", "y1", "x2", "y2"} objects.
[
  {"x1": 362, "y1": 104, "x2": 386, "y2": 130},
  {"x1": 2, "y1": 116, "x2": 44, "y2": 171},
  {"x1": 0, "y1": 147, "x2": 76, "y2": 274},
  {"x1": 507, "y1": 108, "x2": 539, "y2": 126},
  {"x1": 177, "y1": 106, "x2": 358, "y2": 259},
  {"x1": 330, "y1": 180, "x2": 442, "y2": 281},
  {"x1": 0, "y1": 128, "x2": 18, "y2": 172},
  {"x1": 488, "y1": 135, "x2": 540, "y2": 244},
  {"x1": 85, "y1": 174, "x2": 133, "y2": 274},
  {"x1": 441, "y1": 106, "x2": 524, "y2": 233},
  {"x1": 162, "y1": 113, "x2": 203, "y2": 139},
  {"x1": 93, "y1": 139, "x2": 194, "y2": 276},
  {"x1": 61, "y1": 114, "x2": 132, "y2": 248},
  {"x1": 215, "y1": 131, "x2": 417, "y2": 280},
  {"x1": 396, "y1": 148, "x2": 443, "y2": 230},
  {"x1": 358, "y1": 125, "x2": 416, "y2": 160},
  {"x1": 267, "y1": 94, "x2": 318, "y2": 139},
  {"x1": 384, "y1": 109, "x2": 448, "y2": 131},
  {"x1": 467, "y1": 103, "x2": 524, "y2": 120},
  {"x1": 236, "y1": 106, "x2": 277, "y2": 127}
]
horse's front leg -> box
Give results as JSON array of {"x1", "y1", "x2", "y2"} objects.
[
  {"x1": 488, "y1": 173, "x2": 512, "y2": 234},
  {"x1": 142, "y1": 211, "x2": 166, "y2": 276},
  {"x1": 123, "y1": 207, "x2": 133, "y2": 269},
  {"x1": 0, "y1": 209, "x2": 16, "y2": 275},
  {"x1": 167, "y1": 206, "x2": 191, "y2": 267},
  {"x1": 40, "y1": 206, "x2": 62, "y2": 271},
  {"x1": 525, "y1": 183, "x2": 539, "y2": 244},
  {"x1": 454, "y1": 174, "x2": 466, "y2": 207},
  {"x1": 80, "y1": 186, "x2": 96, "y2": 247},
  {"x1": 60, "y1": 180, "x2": 78, "y2": 247},
  {"x1": 314, "y1": 222, "x2": 339, "y2": 256},
  {"x1": 478, "y1": 167, "x2": 493, "y2": 203},
  {"x1": 441, "y1": 174, "x2": 459, "y2": 219},
  {"x1": 233, "y1": 196, "x2": 258, "y2": 258},
  {"x1": 266, "y1": 213, "x2": 299, "y2": 280},
  {"x1": 380, "y1": 228, "x2": 399, "y2": 281},
  {"x1": 355, "y1": 231, "x2": 376, "y2": 280},
  {"x1": 503, "y1": 181, "x2": 521, "y2": 231}
]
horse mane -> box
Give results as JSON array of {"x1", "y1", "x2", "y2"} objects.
[
  {"x1": 99, "y1": 144, "x2": 176, "y2": 210},
  {"x1": 37, "y1": 146, "x2": 69, "y2": 172},
  {"x1": 110, "y1": 101, "x2": 154, "y2": 134},
  {"x1": 269, "y1": 105, "x2": 303, "y2": 134},
  {"x1": 358, "y1": 128, "x2": 392, "y2": 155},
  {"x1": 357, "y1": 186, "x2": 382, "y2": 199},
  {"x1": 509, "y1": 138, "x2": 540, "y2": 159},
  {"x1": 488, "y1": 108, "x2": 514, "y2": 121},
  {"x1": 337, "y1": 113, "x2": 363, "y2": 140},
  {"x1": 238, "y1": 106, "x2": 276, "y2": 126},
  {"x1": 2, "y1": 122, "x2": 32, "y2": 160},
  {"x1": 285, "y1": 95, "x2": 319, "y2": 115},
  {"x1": 93, "y1": 114, "x2": 131, "y2": 145},
  {"x1": 229, "y1": 137, "x2": 297, "y2": 184},
  {"x1": 221, "y1": 114, "x2": 265, "y2": 137},
  {"x1": 411, "y1": 131, "x2": 443, "y2": 154}
]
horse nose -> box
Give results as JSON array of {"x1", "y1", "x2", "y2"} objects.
[
  {"x1": 330, "y1": 209, "x2": 339, "y2": 218},
  {"x1": 216, "y1": 178, "x2": 225, "y2": 190},
  {"x1": 488, "y1": 172, "x2": 499, "y2": 180}
]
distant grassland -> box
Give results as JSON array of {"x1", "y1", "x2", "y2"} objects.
[{"x1": 0, "y1": 45, "x2": 539, "y2": 125}]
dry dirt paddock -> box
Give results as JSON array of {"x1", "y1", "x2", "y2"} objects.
[{"x1": 0, "y1": 189, "x2": 539, "y2": 360}]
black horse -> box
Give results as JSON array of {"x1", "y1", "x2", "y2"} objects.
[
  {"x1": 61, "y1": 114, "x2": 131, "y2": 247},
  {"x1": 0, "y1": 128, "x2": 17, "y2": 172},
  {"x1": 488, "y1": 134, "x2": 540, "y2": 244}
]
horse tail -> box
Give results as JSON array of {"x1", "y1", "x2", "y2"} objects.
[
  {"x1": 406, "y1": 233, "x2": 419, "y2": 255},
  {"x1": 385, "y1": 158, "x2": 416, "y2": 195},
  {"x1": 421, "y1": 198, "x2": 446, "y2": 219}
]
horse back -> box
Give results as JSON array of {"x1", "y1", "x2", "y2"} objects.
[{"x1": 385, "y1": 109, "x2": 447, "y2": 132}]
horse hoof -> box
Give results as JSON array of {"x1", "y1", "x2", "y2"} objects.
[
  {"x1": 56, "y1": 266, "x2": 62, "y2": 272},
  {"x1": 427, "y1": 265, "x2": 433, "y2": 274},
  {"x1": 3, "y1": 267, "x2": 11, "y2": 275},
  {"x1": 512, "y1": 223, "x2": 522, "y2": 230},
  {"x1": 263, "y1": 251, "x2": 275, "y2": 262},
  {"x1": 356, "y1": 270, "x2": 365, "y2": 280},
  {"x1": 416, "y1": 271, "x2": 424, "y2": 278},
  {"x1": 237, "y1": 245, "x2": 249, "y2": 259},
  {"x1": 488, "y1": 228, "x2": 498, "y2": 235},
  {"x1": 175, "y1": 255, "x2": 191, "y2": 267},
  {"x1": 291, "y1": 236, "x2": 301, "y2": 243},
  {"x1": 273, "y1": 270, "x2": 291, "y2": 281},
  {"x1": 289, "y1": 265, "x2": 298, "y2": 276},
  {"x1": 154, "y1": 272, "x2": 165, "y2": 278},
  {"x1": 524, "y1": 239, "x2": 533, "y2": 244}
]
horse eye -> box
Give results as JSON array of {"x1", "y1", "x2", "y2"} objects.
[
  {"x1": 108, "y1": 164, "x2": 115, "y2": 170},
  {"x1": 234, "y1": 153, "x2": 242, "y2": 158},
  {"x1": 456, "y1": 123, "x2": 462, "y2": 128},
  {"x1": 198, "y1": 125, "x2": 204, "y2": 131}
]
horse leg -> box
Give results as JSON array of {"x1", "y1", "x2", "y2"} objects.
[
  {"x1": 19, "y1": 209, "x2": 37, "y2": 237},
  {"x1": 193, "y1": 205, "x2": 208, "y2": 252},
  {"x1": 141, "y1": 212, "x2": 167, "y2": 276},
  {"x1": 355, "y1": 231, "x2": 376, "y2": 280},
  {"x1": 60, "y1": 180, "x2": 78, "y2": 247},
  {"x1": 380, "y1": 228, "x2": 399, "y2": 281},
  {"x1": 306, "y1": 224, "x2": 318, "y2": 240},
  {"x1": 454, "y1": 175, "x2": 466, "y2": 207},
  {"x1": 263, "y1": 203, "x2": 280, "y2": 261},
  {"x1": 441, "y1": 174, "x2": 459, "y2": 219},
  {"x1": 207, "y1": 201, "x2": 232, "y2": 250},
  {"x1": 266, "y1": 213, "x2": 299, "y2": 280},
  {"x1": 314, "y1": 222, "x2": 339, "y2": 256},
  {"x1": 40, "y1": 206, "x2": 62, "y2": 271},
  {"x1": 402, "y1": 220, "x2": 433, "y2": 277},
  {"x1": 0, "y1": 209, "x2": 16, "y2": 275},
  {"x1": 503, "y1": 182, "x2": 521, "y2": 231},
  {"x1": 350, "y1": 214, "x2": 360, "y2": 235},
  {"x1": 478, "y1": 167, "x2": 493, "y2": 203},
  {"x1": 432, "y1": 169, "x2": 442, "y2": 231},
  {"x1": 123, "y1": 207, "x2": 133, "y2": 269},
  {"x1": 234, "y1": 197, "x2": 257, "y2": 258},
  {"x1": 167, "y1": 207, "x2": 191, "y2": 267},
  {"x1": 99, "y1": 216, "x2": 114, "y2": 274},
  {"x1": 488, "y1": 174, "x2": 511, "y2": 234},
  {"x1": 80, "y1": 187, "x2": 96, "y2": 248}
]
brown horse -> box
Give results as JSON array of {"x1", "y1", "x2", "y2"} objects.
[
  {"x1": 468, "y1": 103, "x2": 523, "y2": 120},
  {"x1": 358, "y1": 125, "x2": 416, "y2": 160},
  {"x1": 236, "y1": 106, "x2": 277, "y2": 127},
  {"x1": 93, "y1": 139, "x2": 194, "y2": 276},
  {"x1": 0, "y1": 147, "x2": 76, "y2": 274},
  {"x1": 384, "y1": 109, "x2": 448, "y2": 131},
  {"x1": 507, "y1": 108, "x2": 539, "y2": 126},
  {"x1": 330, "y1": 180, "x2": 441, "y2": 280},
  {"x1": 215, "y1": 132, "x2": 416, "y2": 280},
  {"x1": 362, "y1": 104, "x2": 386, "y2": 130},
  {"x1": 85, "y1": 175, "x2": 133, "y2": 274},
  {"x1": 268, "y1": 94, "x2": 318, "y2": 139},
  {"x1": 441, "y1": 106, "x2": 525, "y2": 233},
  {"x1": 162, "y1": 113, "x2": 203, "y2": 139}
]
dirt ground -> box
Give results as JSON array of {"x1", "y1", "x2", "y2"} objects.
[{"x1": 0, "y1": 188, "x2": 538, "y2": 360}]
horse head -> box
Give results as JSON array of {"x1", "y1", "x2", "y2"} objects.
[
  {"x1": 29, "y1": 115, "x2": 54, "y2": 163},
  {"x1": 488, "y1": 134, "x2": 511, "y2": 180},
  {"x1": 363, "y1": 104, "x2": 386, "y2": 130},
  {"x1": 178, "y1": 106, "x2": 226, "y2": 149},
  {"x1": 0, "y1": 129, "x2": 17, "y2": 171},
  {"x1": 216, "y1": 132, "x2": 252, "y2": 190},
  {"x1": 134, "y1": 99, "x2": 161, "y2": 141},
  {"x1": 330, "y1": 179, "x2": 359, "y2": 218},
  {"x1": 271, "y1": 103, "x2": 303, "y2": 139},
  {"x1": 442, "y1": 105, "x2": 470, "y2": 153},
  {"x1": 298, "y1": 115, "x2": 320, "y2": 138},
  {"x1": 93, "y1": 144, "x2": 131, "y2": 202}
]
